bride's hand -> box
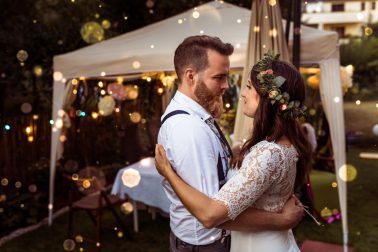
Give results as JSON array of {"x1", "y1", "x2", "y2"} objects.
[{"x1": 154, "y1": 144, "x2": 173, "y2": 178}]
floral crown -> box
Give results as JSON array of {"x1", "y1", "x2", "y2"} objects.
[{"x1": 253, "y1": 51, "x2": 307, "y2": 120}]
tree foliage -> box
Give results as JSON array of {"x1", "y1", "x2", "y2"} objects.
[{"x1": 340, "y1": 23, "x2": 378, "y2": 91}]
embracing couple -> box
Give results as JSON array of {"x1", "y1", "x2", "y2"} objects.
[{"x1": 154, "y1": 35, "x2": 312, "y2": 252}]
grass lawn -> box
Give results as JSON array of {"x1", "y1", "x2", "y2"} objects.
[{"x1": 1, "y1": 101, "x2": 377, "y2": 251}]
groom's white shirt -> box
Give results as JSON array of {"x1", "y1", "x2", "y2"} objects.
[{"x1": 158, "y1": 91, "x2": 228, "y2": 245}]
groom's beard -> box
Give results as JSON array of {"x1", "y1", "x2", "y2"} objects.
[{"x1": 194, "y1": 80, "x2": 224, "y2": 119}]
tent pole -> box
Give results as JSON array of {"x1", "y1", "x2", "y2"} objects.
[
  {"x1": 292, "y1": 0, "x2": 301, "y2": 69},
  {"x1": 285, "y1": 0, "x2": 293, "y2": 44}
]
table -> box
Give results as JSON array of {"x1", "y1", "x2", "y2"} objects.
[{"x1": 111, "y1": 157, "x2": 170, "y2": 232}]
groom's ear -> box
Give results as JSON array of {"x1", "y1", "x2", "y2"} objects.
[{"x1": 184, "y1": 68, "x2": 195, "y2": 86}]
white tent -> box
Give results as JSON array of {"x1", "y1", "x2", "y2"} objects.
[{"x1": 50, "y1": 0, "x2": 347, "y2": 249}]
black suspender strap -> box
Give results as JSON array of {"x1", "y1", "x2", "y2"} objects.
[
  {"x1": 161, "y1": 110, "x2": 190, "y2": 125},
  {"x1": 212, "y1": 120, "x2": 233, "y2": 159}
]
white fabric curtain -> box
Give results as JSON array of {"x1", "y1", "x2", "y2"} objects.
[
  {"x1": 48, "y1": 80, "x2": 74, "y2": 225},
  {"x1": 233, "y1": 0, "x2": 290, "y2": 144},
  {"x1": 318, "y1": 58, "x2": 348, "y2": 251}
]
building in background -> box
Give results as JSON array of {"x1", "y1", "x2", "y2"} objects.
[{"x1": 302, "y1": 0, "x2": 378, "y2": 38}]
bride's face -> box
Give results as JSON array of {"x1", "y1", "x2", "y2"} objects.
[{"x1": 240, "y1": 80, "x2": 260, "y2": 118}]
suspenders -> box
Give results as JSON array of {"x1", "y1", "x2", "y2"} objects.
[{"x1": 161, "y1": 110, "x2": 229, "y2": 189}]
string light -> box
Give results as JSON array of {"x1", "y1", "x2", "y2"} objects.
[{"x1": 192, "y1": 10, "x2": 200, "y2": 19}]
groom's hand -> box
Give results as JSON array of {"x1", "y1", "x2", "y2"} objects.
[{"x1": 281, "y1": 195, "x2": 304, "y2": 229}]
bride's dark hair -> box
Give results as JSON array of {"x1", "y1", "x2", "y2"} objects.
[{"x1": 235, "y1": 60, "x2": 312, "y2": 192}]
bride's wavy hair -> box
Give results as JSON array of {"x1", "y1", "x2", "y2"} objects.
[{"x1": 235, "y1": 60, "x2": 312, "y2": 192}]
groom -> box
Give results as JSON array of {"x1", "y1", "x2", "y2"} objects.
[{"x1": 157, "y1": 35, "x2": 303, "y2": 252}]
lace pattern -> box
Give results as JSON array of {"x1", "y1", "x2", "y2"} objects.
[{"x1": 213, "y1": 140, "x2": 298, "y2": 220}]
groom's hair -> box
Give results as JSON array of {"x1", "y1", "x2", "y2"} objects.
[{"x1": 174, "y1": 35, "x2": 234, "y2": 83}]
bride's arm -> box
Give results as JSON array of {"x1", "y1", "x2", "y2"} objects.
[{"x1": 155, "y1": 144, "x2": 229, "y2": 228}]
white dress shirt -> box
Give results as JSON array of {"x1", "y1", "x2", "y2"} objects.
[{"x1": 157, "y1": 91, "x2": 227, "y2": 245}]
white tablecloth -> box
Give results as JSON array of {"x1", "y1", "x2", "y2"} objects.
[{"x1": 111, "y1": 157, "x2": 170, "y2": 214}]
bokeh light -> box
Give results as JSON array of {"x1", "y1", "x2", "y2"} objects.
[
  {"x1": 80, "y1": 22, "x2": 104, "y2": 44},
  {"x1": 16, "y1": 50, "x2": 28, "y2": 62},
  {"x1": 121, "y1": 168, "x2": 141, "y2": 188},
  {"x1": 120, "y1": 202, "x2": 134, "y2": 214},
  {"x1": 320, "y1": 207, "x2": 332, "y2": 218},
  {"x1": 75, "y1": 235, "x2": 84, "y2": 243},
  {"x1": 63, "y1": 239, "x2": 76, "y2": 251},
  {"x1": 338, "y1": 164, "x2": 357, "y2": 182},
  {"x1": 129, "y1": 112, "x2": 142, "y2": 123},
  {"x1": 372, "y1": 124, "x2": 378, "y2": 136}
]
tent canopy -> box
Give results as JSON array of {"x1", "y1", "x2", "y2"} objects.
[{"x1": 53, "y1": 1, "x2": 338, "y2": 79}]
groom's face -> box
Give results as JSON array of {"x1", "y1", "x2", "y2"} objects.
[{"x1": 194, "y1": 49, "x2": 230, "y2": 118}]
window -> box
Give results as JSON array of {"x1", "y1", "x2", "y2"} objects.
[{"x1": 332, "y1": 4, "x2": 344, "y2": 12}]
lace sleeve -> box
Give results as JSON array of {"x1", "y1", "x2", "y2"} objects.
[{"x1": 213, "y1": 142, "x2": 285, "y2": 220}]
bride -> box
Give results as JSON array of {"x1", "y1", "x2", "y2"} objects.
[{"x1": 155, "y1": 52, "x2": 312, "y2": 252}]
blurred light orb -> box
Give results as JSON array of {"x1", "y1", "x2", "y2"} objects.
[
  {"x1": 28, "y1": 184, "x2": 38, "y2": 193},
  {"x1": 129, "y1": 112, "x2": 142, "y2": 123},
  {"x1": 192, "y1": 10, "x2": 200, "y2": 19},
  {"x1": 307, "y1": 75, "x2": 319, "y2": 89},
  {"x1": 132, "y1": 61, "x2": 141, "y2": 69},
  {"x1": 59, "y1": 135, "x2": 67, "y2": 142},
  {"x1": 98, "y1": 95, "x2": 115, "y2": 116},
  {"x1": 72, "y1": 174, "x2": 79, "y2": 181},
  {"x1": 334, "y1": 96, "x2": 340, "y2": 103},
  {"x1": 120, "y1": 202, "x2": 134, "y2": 214},
  {"x1": 269, "y1": 0, "x2": 277, "y2": 6},
  {"x1": 75, "y1": 235, "x2": 84, "y2": 243},
  {"x1": 121, "y1": 168, "x2": 141, "y2": 188},
  {"x1": 356, "y1": 13, "x2": 364, "y2": 21},
  {"x1": 140, "y1": 157, "x2": 152, "y2": 167},
  {"x1": 331, "y1": 182, "x2": 337, "y2": 188},
  {"x1": 1, "y1": 178, "x2": 9, "y2": 186},
  {"x1": 157, "y1": 87, "x2": 164, "y2": 95},
  {"x1": 17, "y1": 50, "x2": 28, "y2": 62},
  {"x1": 28, "y1": 136, "x2": 34, "y2": 142},
  {"x1": 146, "y1": 0, "x2": 154, "y2": 8},
  {"x1": 338, "y1": 164, "x2": 357, "y2": 182},
  {"x1": 355, "y1": 100, "x2": 361, "y2": 105},
  {"x1": 63, "y1": 239, "x2": 76, "y2": 251},
  {"x1": 309, "y1": 108, "x2": 316, "y2": 116},
  {"x1": 107, "y1": 82, "x2": 127, "y2": 101},
  {"x1": 15, "y1": 181, "x2": 22, "y2": 188},
  {"x1": 178, "y1": 19, "x2": 183, "y2": 24},
  {"x1": 21, "y1": 102, "x2": 32, "y2": 114},
  {"x1": 80, "y1": 22, "x2": 104, "y2": 44},
  {"x1": 320, "y1": 207, "x2": 332, "y2": 218},
  {"x1": 53, "y1": 71, "x2": 63, "y2": 81},
  {"x1": 0, "y1": 194, "x2": 6, "y2": 202},
  {"x1": 82, "y1": 179, "x2": 91, "y2": 189},
  {"x1": 117, "y1": 231, "x2": 124, "y2": 238},
  {"x1": 33, "y1": 65, "x2": 43, "y2": 76},
  {"x1": 125, "y1": 85, "x2": 139, "y2": 100},
  {"x1": 372, "y1": 124, "x2": 378, "y2": 136}
]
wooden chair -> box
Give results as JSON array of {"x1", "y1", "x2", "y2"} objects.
[{"x1": 66, "y1": 166, "x2": 131, "y2": 251}]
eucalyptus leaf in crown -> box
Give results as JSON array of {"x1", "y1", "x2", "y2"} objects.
[{"x1": 254, "y1": 51, "x2": 307, "y2": 120}]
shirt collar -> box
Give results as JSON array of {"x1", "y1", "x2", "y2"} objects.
[{"x1": 173, "y1": 90, "x2": 212, "y2": 121}]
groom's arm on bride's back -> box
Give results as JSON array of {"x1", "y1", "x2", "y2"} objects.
[{"x1": 218, "y1": 195, "x2": 303, "y2": 231}]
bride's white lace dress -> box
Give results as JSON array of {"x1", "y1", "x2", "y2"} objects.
[{"x1": 214, "y1": 140, "x2": 300, "y2": 252}]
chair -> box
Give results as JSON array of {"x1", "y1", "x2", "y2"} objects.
[{"x1": 66, "y1": 166, "x2": 132, "y2": 251}]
